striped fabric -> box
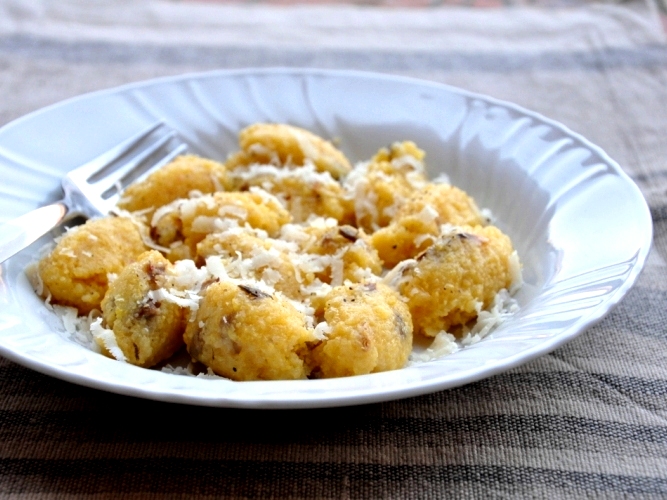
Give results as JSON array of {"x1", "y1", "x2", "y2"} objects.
[{"x1": 0, "y1": 0, "x2": 666, "y2": 497}]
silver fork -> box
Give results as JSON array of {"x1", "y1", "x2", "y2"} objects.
[{"x1": 0, "y1": 121, "x2": 187, "y2": 264}]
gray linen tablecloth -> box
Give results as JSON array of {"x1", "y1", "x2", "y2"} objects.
[{"x1": 1, "y1": 0, "x2": 666, "y2": 497}]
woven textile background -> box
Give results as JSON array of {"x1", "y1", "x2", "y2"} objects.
[{"x1": 0, "y1": 0, "x2": 666, "y2": 497}]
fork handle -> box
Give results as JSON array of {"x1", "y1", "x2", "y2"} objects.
[{"x1": 0, "y1": 201, "x2": 69, "y2": 265}]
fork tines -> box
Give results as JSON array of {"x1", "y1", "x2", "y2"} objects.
[
  {"x1": 92, "y1": 123, "x2": 187, "y2": 198},
  {"x1": 67, "y1": 122, "x2": 188, "y2": 215}
]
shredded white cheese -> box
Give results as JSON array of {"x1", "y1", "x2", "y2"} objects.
[
  {"x1": 313, "y1": 321, "x2": 333, "y2": 340},
  {"x1": 90, "y1": 317, "x2": 127, "y2": 362}
]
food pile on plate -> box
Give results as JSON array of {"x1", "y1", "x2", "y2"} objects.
[{"x1": 33, "y1": 123, "x2": 521, "y2": 381}]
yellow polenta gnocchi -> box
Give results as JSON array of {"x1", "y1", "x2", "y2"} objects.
[
  {"x1": 35, "y1": 124, "x2": 521, "y2": 378},
  {"x1": 39, "y1": 216, "x2": 148, "y2": 315},
  {"x1": 98, "y1": 251, "x2": 185, "y2": 367}
]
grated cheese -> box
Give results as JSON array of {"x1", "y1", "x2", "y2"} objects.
[
  {"x1": 90, "y1": 317, "x2": 127, "y2": 362},
  {"x1": 313, "y1": 321, "x2": 333, "y2": 340},
  {"x1": 416, "y1": 205, "x2": 439, "y2": 225}
]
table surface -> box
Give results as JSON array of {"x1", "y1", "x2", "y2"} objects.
[{"x1": 1, "y1": 0, "x2": 666, "y2": 498}]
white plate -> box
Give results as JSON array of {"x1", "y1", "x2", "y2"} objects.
[{"x1": 0, "y1": 68, "x2": 652, "y2": 408}]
